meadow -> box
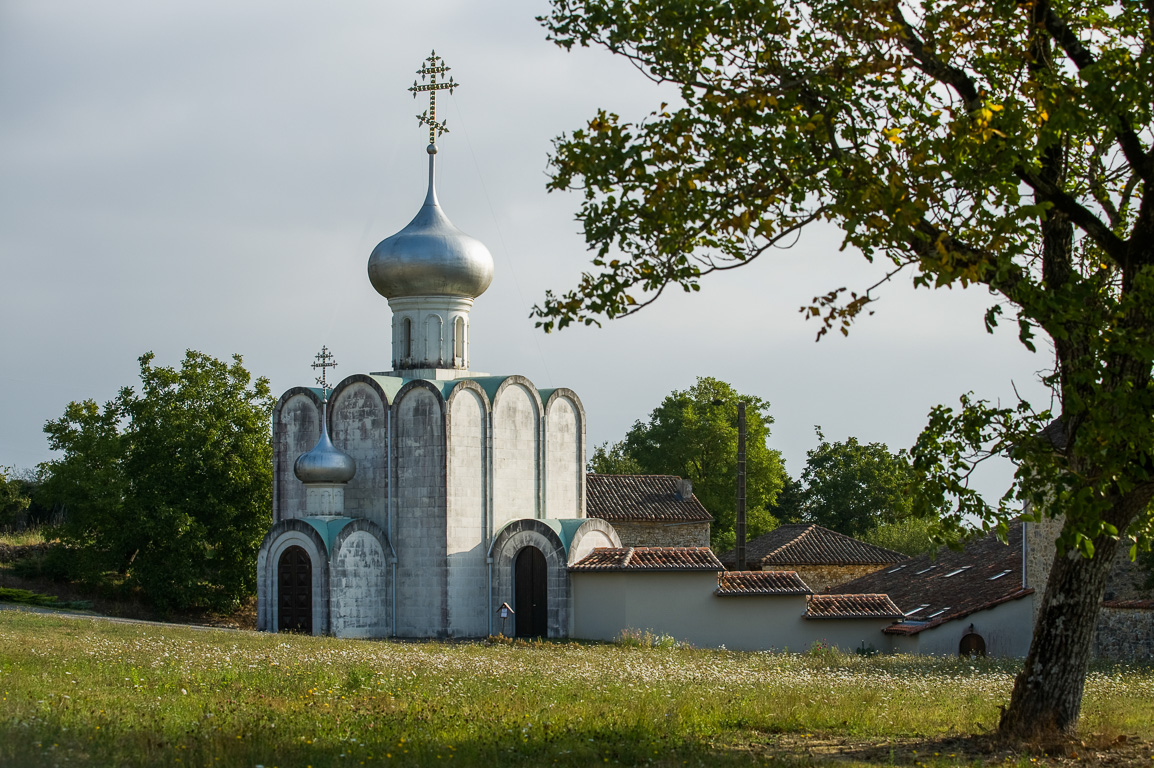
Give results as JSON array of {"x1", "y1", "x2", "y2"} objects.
[{"x1": 1, "y1": 610, "x2": 1152, "y2": 768}]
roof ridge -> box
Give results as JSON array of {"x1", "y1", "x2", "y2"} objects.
[
  {"x1": 621, "y1": 547, "x2": 635, "y2": 567},
  {"x1": 764, "y1": 523, "x2": 815, "y2": 559}
]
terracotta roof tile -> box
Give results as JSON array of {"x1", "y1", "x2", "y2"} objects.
[
  {"x1": 1103, "y1": 599, "x2": 1154, "y2": 610},
  {"x1": 719, "y1": 524, "x2": 907, "y2": 568},
  {"x1": 716, "y1": 571, "x2": 812, "y2": 596},
  {"x1": 585, "y1": 474, "x2": 714, "y2": 523},
  {"x1": 569, "y1": 546, "x2": 722, "y2": 572},
  {"x1": 827, "y1": 522, "x2": 1034, "y2": 634},
  {"x1": 805, "y1": 594, "x2": 903, "y2": 619}
]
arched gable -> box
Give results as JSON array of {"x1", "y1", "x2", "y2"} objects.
[
  {"x1": 330, "y1": 518, "x2": 393, "y2": 639},
  {"x1": 392, "y1": 379, "x2": 448, "y2": 636},
  {"x1": 489, "y1": 376, "x2": 544, "y2": 529},
  {"x1": 566, "y1": 518, "x2": 620, "y2": 566},
  {"x1": 329, "y1": 374, "x2": 390, "y2": 529},
  {"x1": 542, "y1": 388, "x2": 586, "y2": 519},
  {"x1": 273, "y1": 387, "x2": 323, "y2": 522},
  {"x1": 257, "y1": 518, "x2": 331, "y2": 635}
]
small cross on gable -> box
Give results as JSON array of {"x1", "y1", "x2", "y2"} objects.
[{"x1": 311, "y1": 346, "x2": 338, "y2": 402}]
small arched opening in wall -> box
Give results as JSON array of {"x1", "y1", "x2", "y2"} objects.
[
  {"x1": 453, "y1": 316, "x2": 465, "y2": 362},
  {"x1": 959, "y1": 627, "x2": 986, "y2": 657},
  {"x1": 514, "y1": 546, "x2": 548, "y2": 638},
  {"x1": 403, "y1": 317, "x2": 413, "y2": 360},
  {"x1": 278, "y1": 546, "x2": 313, "y2": 633}
]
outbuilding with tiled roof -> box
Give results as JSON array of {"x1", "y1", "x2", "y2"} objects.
[
  {"x1": 585, "y1": 474, "x2": 713, "y2": 548},
  {"x1": 717, "y1": 523, "x2": 907, "y2": 592}
]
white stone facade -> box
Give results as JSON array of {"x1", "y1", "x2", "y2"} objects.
[{"x1": 258, "y1": 373, "x2": 592, "y2": 639}]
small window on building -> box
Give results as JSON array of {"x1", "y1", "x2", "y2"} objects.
[
  {"x1": 403, "y1": 318, "x2": 413, "y2": 359},
  {"x1": 988, "y1": 570, "x2": 1012, "y2": 581},
  {"x1": 887, "y1": 564, "x2": 908, "y2": 574},
  {"x1": 454, "y1": 316, "x2": 465, "y2": 360},
  {"x1": 944, "y1": 566, "x2": 972, "y2": 578},
  {"x1": 927, "y1": 606, "x2": 951, "y2": 618},
  {"x1": 904, "y1": 604, "x2": 930, "y2": 617},
  {"x1": 915, "y1": 565, "x2": 938, "y2": 575}
]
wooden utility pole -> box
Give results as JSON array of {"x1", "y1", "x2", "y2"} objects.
[{"x1": 736, "y1": 400, "x2": 747, "y2": 571}]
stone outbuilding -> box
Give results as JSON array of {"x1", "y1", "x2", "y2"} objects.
[{"x1": 585, "y1": 474, "x2": 712, "y2": 547}]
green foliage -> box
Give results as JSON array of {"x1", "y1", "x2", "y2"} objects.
[
  {"x1": 800, "y1": 428, "x2": 943, "y2": 537},
  {"x1": 0, "y1": 587, "x2": 91, "y2": 611},
  {"x1": 38, "y1": 351, "x2": 274, "y2": 612},
  {"x1": 860, "y1": 516, "x2": 943, "y2": 558},
  {"x1": 586, "y1": 440, "x2": 643, "y2": 474},
  {"x1": 533, "y1": 0, "x2": 1154, "y2": 731},
  {"x1": 609, "y1": 377, "x2": 785, "y2": 546},
  {"x1": 0, "y1": 466, "x2": 31, "y2": 529}
]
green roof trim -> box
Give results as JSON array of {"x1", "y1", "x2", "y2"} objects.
[
  {"x1": 541, "y1": 518, "x2": 589, "y2": 553},
  {"x1": 301, "y1": 516, "x2": 356, "y2": 553},
  {"x1": 366, "y1": 376, "x2": 409, "y2": 403},
  {"x1": 460, "y1": 375, "x2": 517, "y2": 402}
]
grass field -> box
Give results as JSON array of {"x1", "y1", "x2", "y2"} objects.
[{"x1": 1, "y1": 610, "x2": 1152, "y2": 767}]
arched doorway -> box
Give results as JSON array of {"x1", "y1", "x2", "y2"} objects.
[
  {"x1": 959, "y1": 631, "x2": 986, "y2": 657},
  {"x1": 514, "y1": 546, "x2": 548, "y2": 638},
  {"x1": 278, "y1": 546, "x2": 312, "y2": 634}
]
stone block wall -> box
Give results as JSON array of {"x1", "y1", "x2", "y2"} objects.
[
  {"x1": 446, "y1": 386, "x2": 488, "y2": 637},
  {"x1": 331, "y1": 378, "x2": 388, "y2": 530},
  {"x1": 273, "y1": 390, "x2": 320, "y2": 522},
  {"x1": 792, "y1": 564, "x2": 890, "y2": 594},
  {"x1": 393, "y1": 384, "x2": 448, "y2": 637},
  {"x1": 611, "y1": 521, "x2": 710, "y2": 548},
  {"x1": 492, "y1": 381, "x2": 541, "y2": 529},
  {"x1": 544, "y1": 392, "x2": 583, "y2": 519},
  {"x1": 1094, "y1": 605, "x2": 1154, "y2": 661}
]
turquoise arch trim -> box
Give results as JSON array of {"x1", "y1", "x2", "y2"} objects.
[{"x1": 300, "y1": 516, "x2": 356, "y2": 554}]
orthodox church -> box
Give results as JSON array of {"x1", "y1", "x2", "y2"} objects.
[{"x1": 256, "y1": 53, "x2": 619, "y2": 639}]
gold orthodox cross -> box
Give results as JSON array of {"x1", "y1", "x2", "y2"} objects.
[
  {"x1": 312, "y1": 346, "x2": 338, "y2": 401},
  {"x1": 409, "y1": 50, "x2": 458, "y2": 145}
]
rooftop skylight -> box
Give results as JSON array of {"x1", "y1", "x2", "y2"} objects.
[
  {"x1": 887, "y1": 564, "x2": 908, "y2": 574},
  {"x1": 988, "y1": 570, "x2": 1012, "y2": 581},
  {"x1": 904, "y1": 604, "x2": 930, "y2": 616},
  {"x1": 944, "y1": 566, "x2": 972, "y2": 578},
  {"x1": 914, "y1": 565, "x2": 938, "y2": 575},
  {"x1": 927, "y1": 606, "x2": 951, "y2": 618}
]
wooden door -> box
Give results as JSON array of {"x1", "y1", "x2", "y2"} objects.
[
  {"x1": 278, "y1": 546, "x2": 312, "y2": 634},
  {"x1": 514, "y1": 547, "x2": 548, "y2": 638}
]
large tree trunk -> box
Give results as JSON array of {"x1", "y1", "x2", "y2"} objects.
[{"x1": 998, "y1": 524, "x2": 1119, "y2": 737}]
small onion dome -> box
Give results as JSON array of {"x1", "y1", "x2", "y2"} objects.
[
  {"x1": 367, "y1": 147, "x2": 494, "y2": 300},
  {"x1": 294, "y1": 422, "x2": 356, "y2": 485}
]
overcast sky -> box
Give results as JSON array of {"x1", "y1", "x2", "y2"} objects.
[{"x1": 0, "y1": 1, "x2": 1052, "y2": 501}]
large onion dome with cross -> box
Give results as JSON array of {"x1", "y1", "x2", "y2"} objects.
[{"x1": 368, "y1": 51, "x2": 493, "y2": 378}]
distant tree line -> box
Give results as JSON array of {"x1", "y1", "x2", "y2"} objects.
[{"x1": 589, "y1": 378, "x2": 947, "y2": 555}]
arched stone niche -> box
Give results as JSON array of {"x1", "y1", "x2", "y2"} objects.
[
  {"x1": 257, "y1": 519, "x2": 330, "y2": 635},
  {"x1": 330, "y1": 519, "x2": 392, "y2": 639},
  {"x1": 543, "y1": 388, "x2": 586, "y2": 519},
  {"x1": 491, "y1": 377, "x2": 544, "y2": 530},
  {"x1": 272, "y1": 387, "x2": 321, "y2": 522},
  {"x1": 329, "y1": 375, "x2": 390, "y2": 529}
]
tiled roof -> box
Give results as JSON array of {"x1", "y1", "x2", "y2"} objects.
[
  {"x1": 585, "y1": 474, "x2": 714, "y2": 523},
  {"x1": 569, "y1": 546, "x2": 723, "y2": 572},
  {"x1": 826, "y1": 522, "x2": 1034, "y2": 635},
  {"x1": 718, "y1": 524, "x2": 907, "y2": 568},
  {"x1": 805, "y1": 594, "x2": 903, "y2": 619},
  {"x1": 1103, "y1": 599, "x2": 1154, "y2": 610},
  {"x1": 716, "y1": 571, "x2": 812, "y2": 596}
]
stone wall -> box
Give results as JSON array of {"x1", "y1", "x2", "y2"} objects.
[
  {"x1": 611, "y1": 521, "x2": 710, "y2": 548},
  {"x1": 492, "y1": 381, "x2": 541, "y2": 529},
  {"x1": 791, "y1": 564, "x2": 890, "y2": 594},
  {"x1": 1094, "y1": 604, "x2": 1154, "y2": 661},
  {"x1": 446, "y1": 385, "x2": 488, "y2": 637},
  {"x1": 273, "y1": 390, "x2": 320, "y2": 523},
  {"x1": 544, "y1": 392, "x2": 583, "y2": 519}
]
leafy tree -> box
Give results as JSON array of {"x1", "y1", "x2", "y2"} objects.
[
  {"x1": 767, "y1": 472, "x2": 804, "y2": 525},
  {"x1": 860, "y1": 516, "x2": 941, "y2": 558},
  {"x1": 534, "y1": 0, "x2": 1154, "y2": 735},
  {"x1": 587, "y1": 440, "x2": 644, "y2": 474},
  {"x1": 610, "y1": 377, "x2": 785, "y2": 547},
  {"x1": 0, "y1": 466, "x2": 31, "y2": 529},
  {"x1": 799, "y1": 428, "x2": 929, "y2": 537},
  {"x1": 39, "y1": 351, "x2": 273, "y2": 612}
]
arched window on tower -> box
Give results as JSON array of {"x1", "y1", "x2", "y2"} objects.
[
  {"x1": 403, "y1": 318, "x2": 412, "y2": 360},
  {"x1": 454, "y1": 316, "x2": 465, "y2": 363}
]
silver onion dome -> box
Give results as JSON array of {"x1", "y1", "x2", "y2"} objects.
[
  {"x1": 367, "y1": 146, "x2": 494, "y2": 300},
  {"x1": 294, "y1": 411, "x2": 356, "y2": 485}
]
